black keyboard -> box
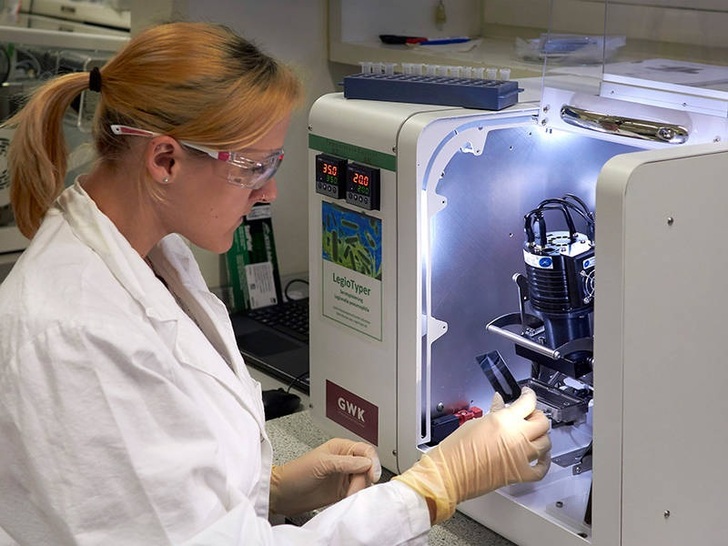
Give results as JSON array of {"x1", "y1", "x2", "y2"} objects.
[{"x1": 247, "y1": 298, "x2": 309, "y2": 342}]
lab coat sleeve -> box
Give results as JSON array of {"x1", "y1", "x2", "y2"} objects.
[
  {"x1": 183, "y1": 481, "x2": 431, "y2": 546},
  {"x1": 299, "y1": 481, "x2": 431, "y2": 545}
]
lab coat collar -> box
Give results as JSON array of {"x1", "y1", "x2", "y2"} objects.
[
  {"x1": 146, "y1": 241, "x2": 255, "y2": 379},
  {"x1": 54, "y1": 181, "x2": 179, "y2": 321},
  {"x1": 147, "y1": 242, "x2": 268, "y2": 432},
  {"x1": 54, "y1": 181, "x2": 266, "y2": 431}
]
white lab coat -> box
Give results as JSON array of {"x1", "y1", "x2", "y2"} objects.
[{"x1": 0, "y1": 181, "x2": 430, "y2": 545}]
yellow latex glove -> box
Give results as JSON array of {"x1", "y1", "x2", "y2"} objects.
[
  {"x1": 394, "y1": 387, "x2": 551, "y2": 524},
  {"x1": 269, "y1": 438, "x2": 382, "y2": 516}
]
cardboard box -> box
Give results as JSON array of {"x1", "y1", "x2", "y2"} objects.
[{"x1": 225, "y1": 204, "x2": 282, "y2": 312}]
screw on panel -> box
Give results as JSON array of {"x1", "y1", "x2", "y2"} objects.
[
  {"x1": 555, "y1": 501, "x2": 564, "y2": 508},
  {"x1": 541, "y1": 118, "x2": 548, "y2": 126},
  {"x1": 664, "y1": 510, "x2": 671, "y2": 519},
  {"x1": 667, "y1": 217, "x2": 674, "y2": 226},
  {"x1": 436, "y1": 402, "x2": 445, "y2": 412},
  {"x1": 392, "y1": 449, "x2": 398, "y2": 456}
]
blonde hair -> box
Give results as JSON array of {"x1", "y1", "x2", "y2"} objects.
[{"x1": 5, "y1": 22, "x2": 303, "y2": 238}]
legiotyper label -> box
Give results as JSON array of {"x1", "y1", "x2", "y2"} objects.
[{"x1": 321, "y1": 202, "x2": 382, "y2": 340}]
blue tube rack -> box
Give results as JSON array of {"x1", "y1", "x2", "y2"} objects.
[{"x1": 342, "y1": 72, "x2": 521, "y2": 111}]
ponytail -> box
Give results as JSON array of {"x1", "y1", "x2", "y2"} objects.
[{"x1": 6, "y1": 71, "x2": 89, "y2": 238}]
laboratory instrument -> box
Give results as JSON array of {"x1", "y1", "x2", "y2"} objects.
[{"x1": 307, "y1": 4, "x2": 728, "y2": 542}]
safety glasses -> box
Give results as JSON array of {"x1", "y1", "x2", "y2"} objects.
[{"x1": 110, "y1": 124, "x2": 284, "y2": 190}]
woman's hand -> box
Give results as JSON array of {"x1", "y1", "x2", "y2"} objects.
[
  {"x1": 394, "y1": 387, "x2": 551, "y2": 524},
  {"x1": 269, "y1": 438, "x2": 382, "y2": 516}
]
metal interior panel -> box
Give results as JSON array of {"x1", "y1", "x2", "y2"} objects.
[{"x1": 426, "y1": 125, "x2": 637, "y2": 417}]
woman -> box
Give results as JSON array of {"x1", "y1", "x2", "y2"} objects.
[{"x1": 0, "y1": 22, "x2": 551, "y2": 545}]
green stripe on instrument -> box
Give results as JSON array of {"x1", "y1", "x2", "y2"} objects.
[{"x1": 309, "y1": 134, "x2": 396, "y2": 171}]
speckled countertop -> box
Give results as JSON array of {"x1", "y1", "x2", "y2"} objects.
[{"x1": 266, "y1": 410, "x2": 517, "y2": 546}]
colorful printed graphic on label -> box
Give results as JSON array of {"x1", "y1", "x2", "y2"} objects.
[{"x1": 322, "y1": 201, "x2": 381, "y2": 279}]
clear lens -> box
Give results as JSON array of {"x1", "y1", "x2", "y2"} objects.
[{"x1": 225, "y1": 151, "x2": 284, "y2": 189}]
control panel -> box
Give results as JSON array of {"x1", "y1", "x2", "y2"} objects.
[{"x1": 315, "y1": 152, "x2": 380, "y2": 211}]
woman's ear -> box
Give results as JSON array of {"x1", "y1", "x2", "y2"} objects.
[{"x1": 145, "y1": 136, "x2": 179, "y2": 185}]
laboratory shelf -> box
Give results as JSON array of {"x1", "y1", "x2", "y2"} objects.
[{"x1": 329, "y1": 31, "x2": 546, "y2": 80}]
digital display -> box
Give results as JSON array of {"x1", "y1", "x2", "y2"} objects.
[
  {"x1": 346, "y1": 163, "x2": 380, "y2": 210},
  {"x1": 315, "y1": 154, "x2": 347, "y2": 199},
  {"x1": 350, "y1": 169, "x2": 371, "y2": 194}
]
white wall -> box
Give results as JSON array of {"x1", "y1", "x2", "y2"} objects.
[{"x1": 337, "y1": 0, "x2": 482, "y2": 42}]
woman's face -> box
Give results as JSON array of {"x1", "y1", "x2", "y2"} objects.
[{"x1": 162, "y1": 115, "x2": 291, "y2": 254}]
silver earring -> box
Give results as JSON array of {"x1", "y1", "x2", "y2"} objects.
[{"x1": 161, "y1": 176, "x2": 170, "y2": 184}]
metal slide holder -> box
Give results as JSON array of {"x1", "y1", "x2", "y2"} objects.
[{"x1": 560, "y1": 104, "x2": 689, "y2": 144}]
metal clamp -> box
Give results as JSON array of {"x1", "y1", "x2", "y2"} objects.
[{"x1": 560, "y1": 104, "x2": 689, "y2": 144}]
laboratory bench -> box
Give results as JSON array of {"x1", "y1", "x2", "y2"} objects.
[{"x1": 266, "y1": 410, "x2": 517, "y2": 546}]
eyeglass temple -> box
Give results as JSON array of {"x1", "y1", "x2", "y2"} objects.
[{"x1": 111, "y1": 125, "x2": 283, "y2": 164}]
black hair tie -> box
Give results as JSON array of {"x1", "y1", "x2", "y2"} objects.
[{"x1": 88, "y1": 66, "x2": 102, "y2": 93}]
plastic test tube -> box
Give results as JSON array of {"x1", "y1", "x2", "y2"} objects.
[
  {"x1": 485, "y1": 67, "x2": 498, "y2": 80},
  {"x1": 473, "y1": 67, "x2": 485, "y2": 79},
  {"x1": 499, "y1": 68, "x2": 512, "y2": 80},
  {"x1": 383, "y1": 62, "x2": 397, "y2": 75},
  {"x1": 359, "y1": 61, "x2": 374, "y2": 74}
]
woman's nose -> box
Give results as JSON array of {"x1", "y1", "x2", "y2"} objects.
[{"x1": 252, "y1": 178, "x2": 278, "y2": 204}]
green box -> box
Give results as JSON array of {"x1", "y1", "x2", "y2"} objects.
[{"x1": 225, "y1": 204, "x2": 282, "y2": 312}]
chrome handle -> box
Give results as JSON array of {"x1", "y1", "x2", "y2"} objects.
[
  {"x1": 560, "y1": 104, "x2": 689, "y2": 144},
  {"x1": 486, "y1": 322, "x2": 562, "y2": 360}
]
